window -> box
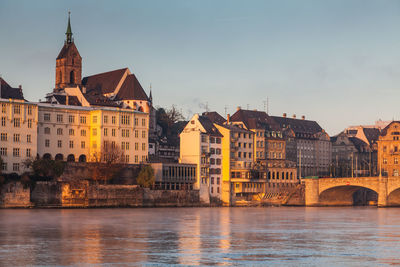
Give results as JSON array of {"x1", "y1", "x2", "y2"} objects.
[
  {"x1": 383, "y1": 158, "x2": 387, "y2": 164},
  {"x1": 57, "y1": 128, "x2": 63, "y2": 135},
  {"x1": 92, "y1": 116, "x2": 97, "y2": 123},
  {"x1": 135, "y1": 130, "x2": 138, "y2": 138},
  {"x1": 135, "y1": 142, "x2": 139, "y2": 150},
  {"x1": 69, "y1": 129, "x2": 75, "y2": 136},
  {"x1": 28, "y1": 106, "x2": 33, "y2": 115},
  {"x1": 81, "y1": 141, "x2": 85, "y2": 149},
  {"x1": 28, "y1": 119, "x2": 32, "y2": 128},
  {"x1": 26, "y1": 148, "x2": 31, "y2": 158},
  {"x1": 216, "y1": 138, "x2": 221, "y2": 144},
  {"x1": 125, "y1": 142, "x2": 130, "y2": 150},
  {"x1": 112, "y1": 116, "x2": 116, "y2": 124},
  {"x1": 121, "y1": 115, "x2": 130, "y2": 125},
  {"x1": 217, "y1": 177, "x2": 220, "y2": 184},
  {"x1": 1, "y1": 104, "x2": 6, "y2": 114},
  {"x1": 14, "y1": 118, "x2": 20, "y2": 127},
  {"x1": 44, "y1": 127, "x2": 50, "y2": 134},
  {"x1": 395, "y1": 158, "x2": 399, "y2": 164},
  {"x1": 57, "y1": 140, "x2": 62, "y2": 148},
  {"x1": 80, "y1": 116, "x2": 86, "y2": 124},
  {"x1": 1, "y1": 117, "x2": 5, "y2": 126},
  {"x1": 111, "y1": 141, "x2": 116, "y2": 148},
  {"x1": 69, "y1": 140, "x2": 74, "y2": 148},
  {"x1": 134, "y1": 118, "x2": 138, "y2": 126},
  {"x1": 104, "y1": 115, "x2": 108, "y2": 124},
  {"x1": 92, "y1": 128, "x2": 97, "y2": 136},
  {"x1": 1, "y1": 162, "x2": 6, "y2": 171},
  {"x1": 216, "y1": 158, "x2": 221, "y2": 165},
  {"x1": 122, "y1": 129, "x2": 129, "y2": 137},
  {"x1": 135, "y1": 155, "x2": 138, "y2": 163},
  {"x1": 142, "y1": 143, "x2": 146, "y2": 151},
  {"x1": 27, "y1": 135, "x2": 31, "y2": 143},
  {"x1": 57, "y1": 114, "x2": 63, "y2": 123},
  {"x1": 44, "y1": 113, "x2": 51, "y2": 121},
  {"x1": 216, "y1": 148, "x2": 221, "y2": 155},
  {"x1": 142, "y1": 118, "x2": 146, "y2": 126},
  {"x1": 81, "y1": 129, "x2": 86, "y2": 136},
  {"x1": 0, "y1": 148, "x2": 7, "y2": 156},
  {"x1": 125, "y1": 155, "x2": 130, "y2": 163},
  {"x1": 211, "y1": 177, "x2": 214, "y2": 184},
  {"x1": 92, "y1": 141, "x2": 97, "y2": 148},
  {"x1": 1, "y1": 133, "x2": 7, "y2": 141},
  {"x1": 13, "y1": 163, "x2": 19, "y2": 172},
  {"x1": 112, "y1": 129, "x2": 116, "y2": 137},
  {"x1": 45, "y1": 139, "x2": 50, "y2": 147},
  {"x1": 104, "y1": 128, "x2": 108, "y2": 136},
  {"x1": 69, "y1": 115, "x2": 75, "y2": 123},
  {"x1": 13, "y1": 134, "x2": 20, "y2": 142},
  {"x1": 142, "y1": 131, "x2": 146, "y2": 138},
  {"x1": 13, "y1": 148, "x2": 20, "y2": 157},
  {"x1": 13, "y1": 105, "x2": 21, "y2": 114}
]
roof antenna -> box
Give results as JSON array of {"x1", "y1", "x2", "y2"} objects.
[
  {"x1": 224, "y1": 105, "x2": 228, "y2": 117},
  {"x1": 267, "y1": 96, "x2": 269, "y2": 114},
  {"x1": 263, "y1": 100, "x2": 266, "y2": 112}
]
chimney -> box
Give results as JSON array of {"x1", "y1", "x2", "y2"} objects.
[
  {"x1": 237, "y1": 106, "x2": 241, "y2": 111},
  {"x1": 301, "y1": 115, "x2": 305, "y2": 120},
  {"x1": 292, "y1": 114, "x2": 296, "y2": 119},
  {"x1": 227, "y1": 114, "x2": 230, "y2": 124},
  {"x1": 283, "y1": 113, "x2": 287, "y2": 118},
  {"x1": 66, "y1": 95, "x2": 69, "y2": 106},
  {"x1": 82, "y1": 87, "x2": 86, "y2": 94}
]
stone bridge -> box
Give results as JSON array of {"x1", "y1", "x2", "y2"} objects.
[{"x1": 304, "y1": 176, "x2": 400, "y2": 207}]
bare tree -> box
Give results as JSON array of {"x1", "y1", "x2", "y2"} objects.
[{"x1": 92, "y1": 140, "x2": 126, "y2": 184}]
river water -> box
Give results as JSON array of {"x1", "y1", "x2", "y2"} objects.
[{"x1": 1, "y1": 207, "x2": 400, "y2": 266}]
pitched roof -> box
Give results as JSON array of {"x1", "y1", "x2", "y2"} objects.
[
  {"x1": 83, "y1": 91, "x2": 122, "y2": 107},
  {"x1": 271, "y1": 116, "x2": 323, "y2": 135},
  {"x1": 198, "y1": 116, "x2": 223, "y2": 137},
  {"x1": 0, "y1": 78, "x2": 24, "y2": 100},
  {"x1": 362, "y1": 128, "x2": 380, "y2": 144},
  {"x1": 56, "y1": 42, "x2": 81, "y2": 60},
  {"x1": 349, "y1": 137, "x2": 369, "y2": 151},
  {"x1": 202, "y1": 111, "x2": 226, "y2": 125},
  {"x1": 230, "y1": 109, "x2": 280, "y2": 131},
  {"x1": 114, "y1": 74, "x2": 149, "y2": 101},
  {"x1": 381, "y1": 121, "x2": 400, "y2": 136},
  {"x1": 82, "y1": 68, "x2": 128, "y2": 94}
]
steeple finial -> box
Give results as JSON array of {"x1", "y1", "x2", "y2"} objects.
[
  {"x1": 66, "y1": 11, "x2": 73, "y2": 44},
  {"x1": 149, "y1": 83, "x2": 153, "y2": 103}
]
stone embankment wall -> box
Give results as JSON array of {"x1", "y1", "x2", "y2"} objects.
[
  {"x1": 31, "y1": 181, "x2": 200, "y2": 208},
  {"x1": 0, "y1": 182, "x2": 31, "y2": 208}
]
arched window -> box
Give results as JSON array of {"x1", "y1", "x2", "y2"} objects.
[{"x1": 70, "y1": 70, "x2": 75, "y2": 84}]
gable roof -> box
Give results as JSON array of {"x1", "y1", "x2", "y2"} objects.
[
  {"x1": 0, "y1": 78, "x2": 24, "y2": 100},
  {"x1": 82, "y1": 68, "x2": 128, "y2": 94},
  {"x1": 381, "y1": 121, "x2": 400, "y2": 136},
  {"x1": 198, "y1": 115, "x2": 223, "y2": 137},
  {"x1": 271, "y1": 116, "x2": 323, "y2": 137},
  {"x1": 230, "y1": 109, "x2": 280, "y2": 131},
  {"x1": 202, "y1": 111, "x2": 226, "y2": 125},
  {"x1": 349, "y1": 137, "x2": 369, "y2": 151},
  {"x1": 53, "y1": 95, "x2": 81, "y2": 106},
  {"x1": 114, "y1": 74, "x2": 149, "y2": 101},
  {"x1": 362, "y1": 128, "x2": 380, "y2": 144},
  {"x1": 56, "y1": 42, "x2": 81, "y2": 60}
]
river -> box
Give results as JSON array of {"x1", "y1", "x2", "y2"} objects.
[{"x1": 1, "y1": 207, "x2": 400, "y2": 266}]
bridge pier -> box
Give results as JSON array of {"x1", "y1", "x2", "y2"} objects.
[
  {"x1": 304, "y1": 178, "x2": 319, "y2": 206},
  {"x1": 378, "y1": 176, "x2": 388, "y2": 207}
]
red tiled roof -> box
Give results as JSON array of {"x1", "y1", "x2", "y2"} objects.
[
  {"x1": 230, "y1": 109, "x2": 280, "y2": 131},
  {"x1": 202, "y1": 111, "x2": 226, "y2": 125},
  {"x1": 115, "y1": 74, "x2": 149, "y2": 101},
  {"x1": 82, "y1": 68, "x2": 128, "y2": 94}
]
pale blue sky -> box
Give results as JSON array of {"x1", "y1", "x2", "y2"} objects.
[{"x1": 1, "y1": 0, "x2": 400, "y2": 135}]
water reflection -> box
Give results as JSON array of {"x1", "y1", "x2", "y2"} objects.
[{"x1": 1, "y1": 207, "x2": 400, "y2": 265}]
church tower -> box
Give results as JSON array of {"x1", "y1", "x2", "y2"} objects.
[{"x1": 55, "y1": 12, "x2": 82, "y2": 90}]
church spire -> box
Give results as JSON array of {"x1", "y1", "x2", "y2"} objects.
[{"x1": 66, "y1": 12, "x2": 73, "y2": 44}]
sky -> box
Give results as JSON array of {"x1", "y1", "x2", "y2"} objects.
[{"x1": 1, "y1": 0, "x2": 400, "y2": 135}]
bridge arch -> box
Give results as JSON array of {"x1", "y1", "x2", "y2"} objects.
[
  {"x1": 319, "y1": 185, "x2": 378, "y2": 206},
  {"x1": 387, "y1": 188, "x2": 400, "y2": 206}
]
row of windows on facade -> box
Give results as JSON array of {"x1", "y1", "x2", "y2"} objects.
[
  {"x1": 1, "y1": 104, "x2": 34, "y2": 115},
  {"x1": 0, "y1": 148, "x2": 31, "y2": 158},
  {"x1": 42, "y1": 127, "x2": 146, "y2": 138},
  {"x1": 162, "y1": 166, "x2": 196, "y2": 178},
  {"x1": 256, "y1": 141, "x2": 283, "y2": 149},
  {"x1": 383, "y1": 146, "x2": 400, "y2": 153},
  {"x1": 43, "y1": 139, "x2": 147, "y2": 151},
  {"x1": 231, "y1": 170, "x2": 296, "y2": 180},
  {"x1": 237, "y1": 182, "x2": 296, "y2": 189},
  {"x1": 0, "y1": 133, "x2": 32, "y2": 143},
  {"x1": 255, "y1": 130, "x2": 282, "y2": 138},
  {"x1": 1, "y1": 117, "x2": 34, "y2": 128},
  {"x1": 232, "y1": 132, "x2": 253, "y2": 139},
  {"x1": 256, "y1": 151, "x2": 285, "y2": 159},
  {"x1": 235, "y1": 142, "x2": 252, "y2": 149},
  {"x1": 235, "y1": 151, "x2": 253, "y2": 159},
  {"x1": 383, "y1": 158, "x2": 400, "y2": 164},
  {"x1": 42, "y1": 113, "x2": 146, "y2": 126},
  {"x1": 201, "y1": 135, "x2": 222, "y2": 144},
  {"x1": 201, "y1": 147, "x2": 222, "y2": 155},
  {"x1": 1, "y1": 162, "x2": 22, "y2": 172}
]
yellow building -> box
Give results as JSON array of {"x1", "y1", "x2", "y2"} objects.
[
  {"x1": 37, "y1": 103, "x2": 148, "y2": 164},
  {"x1": 378, "y1": 121, "x2": 400, "y2": 177}
]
